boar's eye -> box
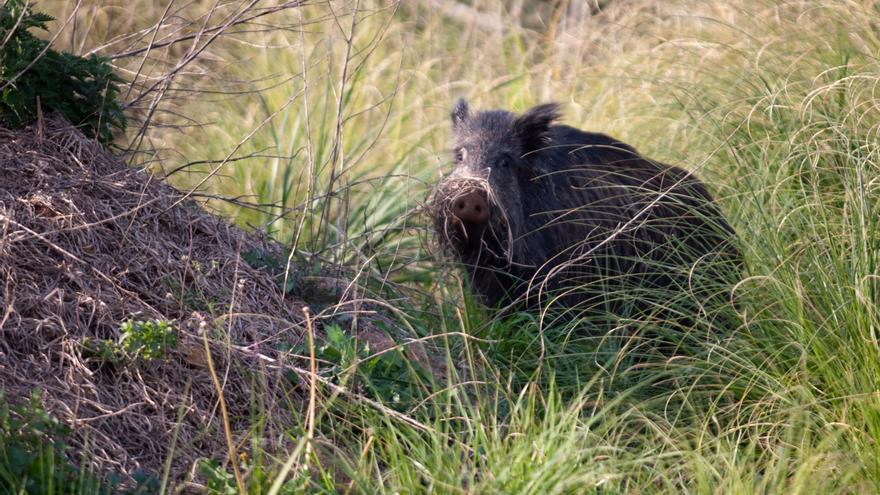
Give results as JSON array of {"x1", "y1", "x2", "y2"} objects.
[
  {"x1": 495, "y1": 154, "x2": 514, "y2": 169},
  {"x1": 455, "y1": 148, "x2": 467, "y2": 163}
]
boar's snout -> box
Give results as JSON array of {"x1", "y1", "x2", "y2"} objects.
[
  {"x1": 433, "y1": 177, "x2": 497, "y2": 252},
  {"x1": 452, "y1": 189, "x2": 489, "y2": 226}
]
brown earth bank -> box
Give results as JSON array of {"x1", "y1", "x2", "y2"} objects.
[{"x1": 0, "y1": 116, "x2": 434, "y2": 485}]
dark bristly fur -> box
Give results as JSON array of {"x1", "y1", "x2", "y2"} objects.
[{"x1": 433, "y1": 99, "x2": 741, "y2": 317}]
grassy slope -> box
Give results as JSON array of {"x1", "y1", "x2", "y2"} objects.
[{"x1": 38, "y1": 0, "x2": 880, "y2": 492}]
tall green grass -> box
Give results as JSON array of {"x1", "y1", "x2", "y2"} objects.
[{"x1": 36, "y1": 0, "x2": 880, "y2": 492}]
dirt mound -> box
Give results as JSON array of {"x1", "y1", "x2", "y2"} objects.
[{"x1": 0, "y1": 116, "x2": 311, "y2": 480}]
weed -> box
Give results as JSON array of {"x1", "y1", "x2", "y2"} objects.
[
  {"x1": 118, "y1": 319, "x2": 178, "y2": 361},
  {"x1": 82, "y1": 319, "x2": 177, "y2": 364}
]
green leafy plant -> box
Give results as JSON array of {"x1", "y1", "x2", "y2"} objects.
[
  {"x1": 118, "y1": 319, "x2": 178, "y2": 360},
  {"x1": 197, "y1": 460, "x2": 239, "y2": 495},
  {"x1": 0, "y1": 0, "x2": 126, "y2": 142},
  {"x1": 0, "y1": 392, "x2": 83, "y2": 494},
  {"x1": 83, "y1": 319, "x2": 178, "y2": 364}
]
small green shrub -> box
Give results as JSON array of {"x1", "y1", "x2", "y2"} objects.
[
  {"x1": 118, "y1": 319, "x2": 178, "y2": 361},
  {"x1": 0, "y1": 0, "x2": 126, "y2": 142},
  {"x1": 82, "y1": 319, "x2": 178, "y2": 364}
]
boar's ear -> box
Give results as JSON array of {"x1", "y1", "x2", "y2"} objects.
[
  {"x1": 514, "y1": 103, "x2": 561, "y2": 153},
  {"x1": 451, "y1": 98, "x2": 469, "y2": 130}
]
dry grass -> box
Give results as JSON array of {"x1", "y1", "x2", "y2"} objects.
[{"x1": 0, "y1": 115, "x2": 310, "y2": 479}]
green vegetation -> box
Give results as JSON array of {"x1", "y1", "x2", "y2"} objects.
[
  {"x1": 29, "y1": 0, "x2": 880, "y2": 492},
  {"x1": 82, "y1": 320, "x2": 177, "y2": 363},
  {"x1": 0, "y1": 0, "x2": 125, "y2": 142},
  {"x1": 117, "y1": 319, "x2": 178, "y2": 361},
  {"x1": 0, "y1": 393, "x2": 103, "y2": 494}
]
